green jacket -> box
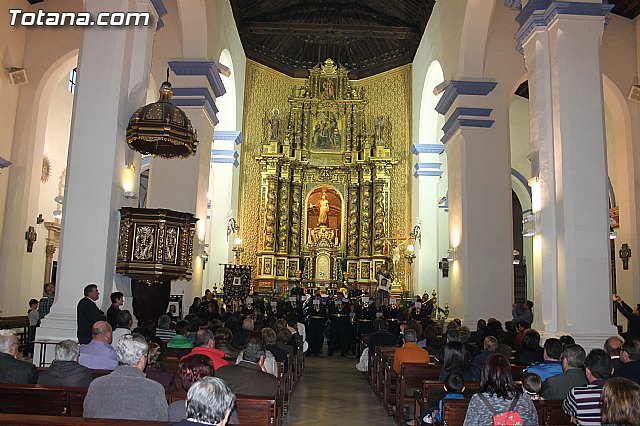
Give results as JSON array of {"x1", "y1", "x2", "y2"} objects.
[{"x1": 166, "y1": 334, "x2": 193, "y2": 348}]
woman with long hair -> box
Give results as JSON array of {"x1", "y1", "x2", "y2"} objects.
[
  {"x1": 440, "y1": 341, "x2": 481, "y2": 382},
  {"x1": 463, "y1": 353, "x2": 538, "y2": 425},
  {"x1": 600, "y1": 377, "x2": 640, "y2": 426}
]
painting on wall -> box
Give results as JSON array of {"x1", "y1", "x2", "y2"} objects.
[{"x1": 310, "y1": 110, "x2": 343, "y2": 152}]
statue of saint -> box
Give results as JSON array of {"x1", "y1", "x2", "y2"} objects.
[
  {"x1": 310, "y1": 190, "x2": 330, "y2": 226},
  {"x1": 269, "y1": 109, "x2": 280, "y2": 140}
]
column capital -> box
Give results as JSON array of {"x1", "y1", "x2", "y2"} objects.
[
  {"x1": 168, "y1": 61, "x2": 227, "y2": 98},
  {"x1": 414, "y1": 162, "x2": 443, "y2": 178},
  {"x1": 515, "y1": 0, "x2": 613, "y2": 52},
  {"x1": 411, "y1": 144, "x2": 445, "y2": 155},
  {"x1": 213, "y1": 130, "x2": 243, "y2": 145},
  {"x1": 435, "y1": 80, "x2": 498, "y2": 116}
]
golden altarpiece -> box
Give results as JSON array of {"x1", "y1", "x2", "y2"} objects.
[{"x1": 253, "y1": 59, "x2": 400, "y2": 294}]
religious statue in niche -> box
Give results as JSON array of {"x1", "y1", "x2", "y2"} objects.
[
  {"x1": 320, "y1": 78, "x2": 336, "y2": 100},
  {"x1": 311, "y1": 111, "x2": 342, "y2": 151},
  {"x1": 309, "y1": 190, "x2": 330, "y2": 226},
  {"x1": 268, "y1": 109, "x2": 281, "y2": 141}
]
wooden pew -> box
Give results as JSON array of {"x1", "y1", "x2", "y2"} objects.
[
  {"x1": 373, "y1": 346, "x2": 396, "y2": 394},
  {"x1": 0, "y1": 384, "x2": 279, "y2": 426},
  {"x1": 394, "y1": 363, "x2": 442, "y2": 422},
  {"x1": 382, "y1": 352, "x2": 396, "y2": 411},
  {"x1": 440, "y1": 398, "x2": 572, "y2": 425},
  {"x1": 0, "y1": 316, "x2": 30, "y2": 352},
  {"x1": 0, "y1": 414, "x2": 168, "y2": 425},
  {"x1": 414, "y1": 381, "x2": 480, "y2": 424},
  {"x1": 511, "y1": 364, "x2": 526, "y2": 382}
]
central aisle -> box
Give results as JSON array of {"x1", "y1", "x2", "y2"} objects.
[{"x1": 283, "y1": 356, "x2": 396, "y2": 426}]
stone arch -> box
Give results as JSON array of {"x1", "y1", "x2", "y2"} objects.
[
  {"x1": 176, "y1": 0, "x2": 208, "y2": 58},
  {"x1": 459, "y1": 0, "x2": 496, "y2": 77},
  {"x1": 419, "y1": 60, "x2": 445, "y2": 144},
  {"x1": 216, "y1": 49, "x2": 236, "y2": 131}
]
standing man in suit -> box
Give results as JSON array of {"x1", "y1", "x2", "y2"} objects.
[
  {"x1": 215, "y1": 340, "x2": 278, "y2": 397},
  {"x1": 77, "y1": 284, "x2": 106, "y2": 344},
  {"x1": 0, "y1": 330, "x2": 37, "y2": 384}
]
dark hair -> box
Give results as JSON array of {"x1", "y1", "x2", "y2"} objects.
[
  {"x1": 189, "y1": 317, "x2": 203, "y2": 333},
  {"x1": 517, "y1": 320, "x2": 531, "y2": 330},
  {"x1": 443, "y1": 341, "x2": 467, "y2": 372},
  {"x1": 178, "y1": 354, "x2": 214, "y2": 391},
  {"x1": 562, "y1": 344, "x2": 586, "y2": 369},
  {"x1": 477, "y1": 319, "x2": 486, "y2": 329},
  {"x1": 277, "y1": 329, "x2": 292, "y2": 345},
  {"x1": 525, "y1": 300, "x2": 533, "y2": 310},
  {"x1": 406, "y1": 320, "x2": 422, "y2": 338},
  {"x1": 622, "y1": 336, "x2": 640, "y2": 361},
  {"x1": 373, "y1": 318, "x2": 388, "y2": 331},
  {"x1": 543, "y1": 338, "x2": 563, "y2": 360},
  {"x1": 214, "y1": 327, "x2": 233, "y2": 344},
  {"x1": 479, "y1": 353, "x2": 519, "y2": 399},
  {"x1": 243, "y1": 340, "x2": 266, "y2": 363},
  {"x1": 29, "y1": 299, "x2": 38, "y2": 306},
  {"x1": 584, "y1": 349, "x2": 612, "y2": 380},
  {"x1": 523, "y1": 329, "x2": 541, "y2": 350},
  {"x1": 110, "y1": 292, "x2": 123, "y2": 303},
  {"x1": 444, "y1": 373, "x2": 464, "y2": 393},
  {"x1": 115, "y1": 310, "x2": 132, "y2": 327},
  {"x1": 522, "y1": 373, "x2": 542, "y2": 394},
  {"x1": 559, "y1": 335, "x2": 575, "y2": 346},
  {"x1": 196, "y1": 329, "x2": 214, "y2": 347},
  {"x1": 286, "y1": 312, "x2": 298, "y2": 328},
  {"x1": 446, "y1": 328, "x2": 460, "y2": 343},
  {"x1": 83, "y1": 284, "x2": 98, "y2": 297},
  {"x1": 176, "y1": 320, "x2": 190, "y2": 336},
  {"x1": 601, "y1": 377, "x2": 640, "y2": 425}
]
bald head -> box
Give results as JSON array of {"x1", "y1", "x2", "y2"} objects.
[
  {"x1": 92, "y1": 321, "x2": 113, "y2": 344},
  {"x1": 604, "y1": 336, "x2": 624, "y2": 357}
]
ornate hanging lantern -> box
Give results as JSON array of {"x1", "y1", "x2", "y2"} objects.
[{"x1": 126, "y1": 70, "x2": 198, "y2": 158}]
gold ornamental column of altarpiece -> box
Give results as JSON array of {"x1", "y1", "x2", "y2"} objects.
[{"x1": 253, "y1": 59, "x2": 398, "y2": 294}]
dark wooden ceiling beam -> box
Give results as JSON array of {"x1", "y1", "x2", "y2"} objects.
[{"x1": 239, "y1": 22, "x2": 421, "y2": 41}]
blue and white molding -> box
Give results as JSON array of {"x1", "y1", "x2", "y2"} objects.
[
  {"x1": 514, "y1": 0, "x2": 613, "y2": 52},
  {"x1": 411, "y1": 144, "x2": 445, "y2": 155},
  {"x1": 150, "y1": 0, "x2": 167, "y2": 29},
  {"x1": 441, "y1": 107, "x2": 495, "y2": 145},
  {"x1": 171, "y1": 87, "x2": 219, "y2": 126},
  {"x1": 168, "y1": 61, "x2": 227, "y2": 98},
  {"x1": 213, "y1": 130, "x2": 243, "y2": 146},
  {"x1": 414, "y1": 162, "x2": 443, "y2": 178},
  {"x1": 211, "y1": 149, "x2": 239, "y2": 167},
  {"x1": 435, "y1": 80, "x2": 498, "y2": 117}
]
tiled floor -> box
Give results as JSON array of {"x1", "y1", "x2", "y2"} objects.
[{"x1": 283, "y1": 355, "x2": 396, "y2": 426}]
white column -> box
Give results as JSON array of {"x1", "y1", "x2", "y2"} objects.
[
  {"x1": 522, "y1": 29, "x2": 559, "y2": 336},
  {"x1": 37, "y1": 0, "x2": 157, "y2": 345},
  {"x1": 516, "y1": 1, "x2": 617, "y2": 348},
  {"x1": 146, "y1": 105, "x2": 215, "y2": 309},
  {"x1": 437, "y1": 83, "x2": 514, "y2": 326}
]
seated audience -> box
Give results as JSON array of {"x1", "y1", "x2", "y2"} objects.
[
  {"x1": 215, "y1": 327, "x2": 240, "y2": 359},
  {"x1": 463, "y1": 353, "x2": 538, "y2": 425},
  {"x1": 600, "y1": 376, "x2": 640, "y2": 426},
  {"x1": 458, "y1": 325, "x2": 480, "y2": 360},
  {"x1": 172, "y1": 377, "x2": 236, "y2": 426},
  {"x1": 264, "y1": 327, "x2": 289, "y2": 373},
  {"x1": 440, "y1": 341, "x2": 481, "y2": 382},
  {"x1": 514, "y1": 321, "x2": 529, "y2": 348},
  {"x1": 504, "y1": 321, "x2": 517, "y2": 348},
  {"x1": 393, "y1": 328, "x2": 429, "y2": 374},
  {"x1": 168, "y1": 320, "x2": 194, "y2": 348},
  {"x1": 512, "y1": 300, "x2": 534, "y2": 328},
  {"x1": 562, "y1": 348, "x2": 612, "y2": 425},
  {"x1": 367, "y1": 318, "x2": 398, "y2": 353},
  {"x1": 168, "y1": 354, "x2": 214, "y2": 422},
  {"x1": 39, "y1": 339, "x2": 92, "y2": 387},
  {"x1": 432, "y1": 373, "x2": 465, "y2": 425},
  {"x1": 111, "y1": 309, "x2": 132, "y2": 348},
  {"x1": 79, "y1": 321, "x2": 117, "y2": 370},
  {"x1": 182, "y1": 329, "x2": 228, "y2": 370},
  {"x1": 156, "y1": 315, "x2": 176, "y2": 342},
  {"x1": 541, "y1": 344, "x2": 588, "y2": 400},
  {"x1": 559, "y1": 335, "x2": 575, "y2": 347},
  {"x1": 473, "y1": 335, "x2": 498, "y2": 367},
  {"x1": 145, "y1": 342, "x2": 177, "y2": 392},
  {"x1": 0, "y1": 329, "x2": 37, "y2": 384},
  {"x1": 514, "y1": 329, "x2": 544, "y2": 366},
  {"x1": 241, "y1": 331, "x2": 277, "y2": 377},
  {"x1": 521, "y1": 373, "x2": 543, "y2": 400},
  {"x1": 84, "y1": 333, "x2": 168, "y2": 421},
  {"x1": 138, "y1": 319, "x2": 164, "y2": 346},
  {"x1": 525, "y1": 337, "x2": 563, "y2": 382},
  {"x1": 216, "y1": 340, "x2": 279, "y2": 397},
  {"x1": 470, "y1": 319, "x2": 487, "y2": 347},
  {"x1": 233, "y1": 317, "x2": 254, "y2": 347},
  {"x1": 614, "y1": 335, "x2": 640, "y2": 384},
  {"x1": 604, "y1": 335, "x2": 624, "y2": 372}
]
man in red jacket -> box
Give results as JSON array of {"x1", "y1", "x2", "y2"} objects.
[{"x1": 181, "y1": 329, "x2": 228, "y2": 370}]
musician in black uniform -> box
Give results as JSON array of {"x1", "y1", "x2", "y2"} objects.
[
  {"x1": 328, "y1": 292, "x2": 349, "y2": 357},
  {"x1": 267, "y1": 300, "x2": 284, "y2": 321},
  {"x1": 305, "y1": 294, "x2": 326, "y2": 356}
]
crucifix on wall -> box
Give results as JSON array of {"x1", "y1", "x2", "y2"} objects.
[
  {"x1": 25, "y1": 226, "x2": 37, "y2": 253},
  {"x1": 619, "y1": 243, "x2": 631, "y2": 270}
]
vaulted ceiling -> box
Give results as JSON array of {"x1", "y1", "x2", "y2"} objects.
[{"x1": 229, "y1": 0, "x2": 436, "y2": 79}]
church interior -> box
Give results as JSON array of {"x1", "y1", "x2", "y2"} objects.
[{"x1": 0, "y1": 0, "x2": 640, "y2": 356}]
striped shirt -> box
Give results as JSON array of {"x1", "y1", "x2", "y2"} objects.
[
  {"x1": 155, "y1": 327, "x2": 176, "y2": 342},
  {"x1": 562, "y1": 380, "x2": 606, "y2": 426}
]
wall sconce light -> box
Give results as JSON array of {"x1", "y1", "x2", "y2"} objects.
[
  {"x1": 447, "y1": 247, "x2": 456, "y2": 262},
  {"x1": 53, "y1": 195, "x2": 63, "y2": 219},
  {"x1": 610, "y1": 230, "x2": 618, "y2": 240},
  {"x1": 529, "y1": 177, "x2": 541, "y2": 213},
  {"x1": 232, "y1": 237, "x2": 244, "y2": 264},
  {"x1": 123, "y1": 163, "x2": 137, "y2": 199},
  {"x1": 522, "y1": 227, "x2": 535, "y2": 237},
  {"x1": 201, "y1": 250, "x2": 209, "y2": 270},
  {"x1": 405, "y1": 244, "x2": 416, "y2": 264},
  {"x1": 522, "y1": 212, "x2": 534, "y2": 225},
  {"x1": 513, "y1": 249, "x2": 521, "y2": 265}
]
